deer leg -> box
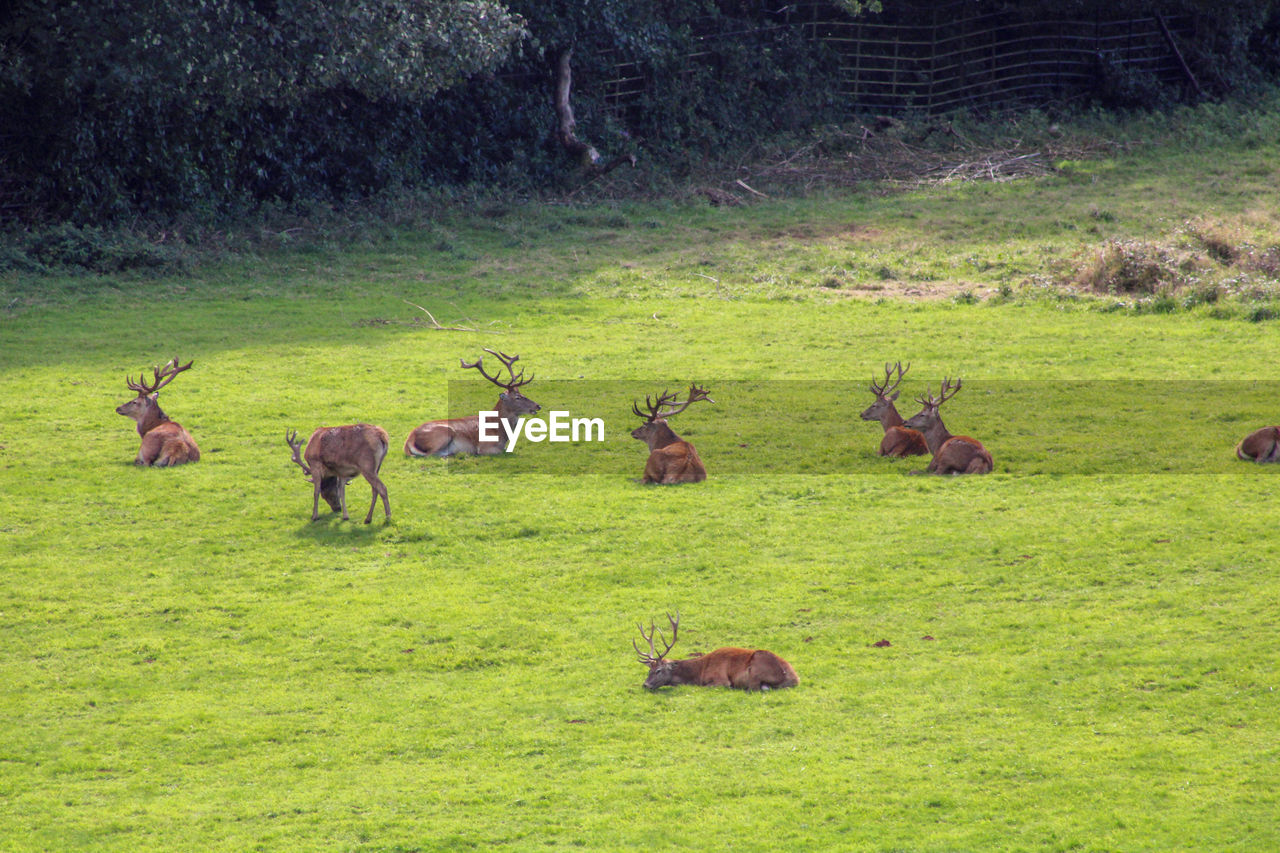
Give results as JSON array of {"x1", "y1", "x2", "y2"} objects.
[
  {"x1": 362, "y1": 473, "x2": 389, "y2": 524},
  {"x1": 311, "y1": 477, "x2": 323, "y2": 521},
  {"x1": 337, "y1": 477, "x2": 350, "y2": 521}
]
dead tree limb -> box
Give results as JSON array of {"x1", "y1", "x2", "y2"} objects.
[
  {"x1": 555, "y1": 48, "x2": 637, "y2": 176},
  {"x1": 402, "y1": 300, "x2": 480, "y2": 332},
  {"x1": 1155, "y1": 14, "x2": 1202, "y2": 97}
]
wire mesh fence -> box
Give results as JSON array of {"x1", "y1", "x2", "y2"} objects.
[{"x1": 601, "y1": 2, "x2": 1196, "y2": 117}]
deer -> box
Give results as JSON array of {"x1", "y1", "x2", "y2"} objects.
[
  {"x1": 404, "y1": 349, "x2": 540, "y2": 457},
  {"x1": 115, "y1": 357, "x2": 201, "y2": 467},
  {"x1": 902, "y1": 377, "x2": 994, "y2": 475},
  {"x1": 635, "y1": 613, "x2": 799, "y2": 692},
  {"x1": 860, "y1": 361, "x2": 928, "y2": 457},
  {"x1": 287, "y1": 424, "x2": 390, "y2": 523},
  {"x1": 1236, "y1": 426, "x2": 1280, "y2": 462},
  {"x1": 630, "y1": 384, "x2": 714, "y2": 484}
]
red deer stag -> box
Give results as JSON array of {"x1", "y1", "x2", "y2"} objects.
[
  {"x1": 404, "y1": 349, "x2": 540, "y2": 457},
  {"x1": 287, "y1": 424, "x2": 390, "y2": 523},
  {"x1": 1236, "y1": 426, "x2": 1280, "y2": 462},
  {"x1": 635, "y1": 613, "x2": 799, "y2": 692},
  {"x1": 115, "y1": 357, "x2": 201, "y2": 467},
  {"x1": 902, "y1": 377, "x2": 994, "y2": 475},
  {"x1": 860, "y1": 361, "x2": 927, "y2": 457},
  {"x1": 631, "y1": 384, "x2": 713, "y2": 484}
]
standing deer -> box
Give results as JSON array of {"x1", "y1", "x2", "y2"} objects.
[
  {"x1": 635, "y1": 613, "x2": 799, "y2": 692},
  {"x1": 631, "y1": 384, "x2": 713, "y2": 484},
  {"x1": 115, "y1": 357, "x2": 201, "y2": 467},
  {"x1": 404, "y1": 349, "x2": 540, "y2": 457},
  {"x1": 860, "y1": 361, "x2": 928, "y2": 457},
  {"x1": 902, "y1": 377, "x2": 994, "y2": 475},
  {"x1": 1236, "y1": 426, "x2": 1280, "y2": 462},
  {"x1": 287, "y1": 424, "x2": 390, "y2": 523}
]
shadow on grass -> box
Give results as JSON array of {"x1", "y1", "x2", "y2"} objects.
[{"x1": 291, "y1": 513, "x2": 393, "y2": 543}]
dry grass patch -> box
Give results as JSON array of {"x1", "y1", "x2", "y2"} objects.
[{"x1": 1063, "y1": 215, "x2": 1280, "y2": 305}]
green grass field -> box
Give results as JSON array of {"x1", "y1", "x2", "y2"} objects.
[{"x1": 2, "y1": 119, "x2": 1279, "y2": 851}]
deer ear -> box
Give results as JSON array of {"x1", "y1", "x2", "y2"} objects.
[
  {"x1": 498, "y1": 391, "x2": 509, "y2": 400},
  {"x1": 888, "y1": 390, "x2": 899, "y2": 401}
]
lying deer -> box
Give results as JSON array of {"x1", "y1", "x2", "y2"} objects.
[
  {"x1": 635, "y1": 613, "x2": 799, "y2": 692},
  {"x1": 860, "y1": 361, "x2": 927, "y2": 457},
  {"x1": 115, "y1": 357, "x2": 201, "y2": 467},
  {"x1": 902, "y1": 377, "x2": 993, "y2": 475},
  {"x1": 631, "y1": 384, "x2": 713, "y2": 484},
  {"x1": 404, "y1": 348, "x2": 540, "y2": 457},
  {"x1": 287, "y1": 424, "x2": 390, "y2": 523},
  {"x1": 1236, "y1": 426, "x2": 1280, "y2": 462}
]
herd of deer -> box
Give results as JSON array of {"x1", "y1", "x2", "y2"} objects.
[
  {"x1": 114, "y1": 354, "x2": 1279, "y2": 691},
  {"x1": 113, "y1": 349, "x2": 717, "y2": 524}
]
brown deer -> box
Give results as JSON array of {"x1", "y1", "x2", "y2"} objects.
[
  {"x1": 1236, "y1": 426, "x2": 1280, "y2": 462},
  {"x1": 404, "y1": 349, "x2": 540, "y2": 457},
  {"x1": 860, "y1": 361, "x2": 928, "y2": 457},
  {"x1": 902, "y1": 377, "x2": 994, "y2": 475},
  {"x1": 631, "y1": 384, "x2": 713, "y2": 484},
  {"x1": 635, "y1": 613, "x2": 799, "y2": 692},
  {"x1": 287, "y1": 425, "x2": 390, "y2": 523},
  {"x1": 115, "y1": 357, "x2": 201, "y2": 467}
]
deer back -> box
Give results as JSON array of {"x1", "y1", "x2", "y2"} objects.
[
  {"x1": 879, "y1": 425, "x2": 928, "y2": 457},
  {"x1": 645, "y1": 648, "x2": 798, "y2": 691},
  {"x1": 642, "y1": 439, "x2": 706, "y2": 484},
  {"x1": 929, "y1": 435, "x2": 993, "y2": 475},
  {"x1": 405, "y1": 391, "x2": 540, "y2": 457},
  {"x1": 1237, "y1": 426, "x2": 1280, "y2": 462},
  {"x1": 307, "y1": 424, "x2": 389, "y2": 478},
  {"x1": 135, "y1": 421, "x2": 200, "y2": 467}
]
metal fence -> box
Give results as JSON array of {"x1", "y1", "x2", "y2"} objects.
[{"x1": 601, "y1": 2, "x2": 1197, "y2": 117}]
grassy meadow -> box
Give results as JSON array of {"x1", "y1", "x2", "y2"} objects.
[{"x1": 2, "y1": 114, "x2": 1280, "y2": 851}]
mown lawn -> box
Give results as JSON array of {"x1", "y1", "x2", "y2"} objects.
[{"x1": 1, "y1": 128, "x2": 1278, "y2": 851}]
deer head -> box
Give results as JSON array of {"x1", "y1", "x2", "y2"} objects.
[
  {"x1": 860, "y1": 361, "x2": 910, "y2": 423},
  {"x1": 903, "y1": 377, "x2": 963, "y2": 449},
  {"x1": 286, "y1": 429, "x2": 343, "y2": 513},
  {"x1": 635, "y1": 612, "x2": 682, "y2": 690},
  {"x1": 462, "y1": 348, "x2": 540, "y2": 418},
  {"x1": 630, "y1": 384, "x2": 714, "y2": 449},
  {"x1": 116, "y1": 358, "x2": 193, "y2": 431}
]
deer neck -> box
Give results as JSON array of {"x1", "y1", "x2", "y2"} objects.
[
  {"x1": 880, "y1": 403, "x2": 906, "y2": 431},
  {"x1": 919, "y1": 417, "x2": 953, "y2": 455},
  {"x1": 136, "y1": 399, "x2": 171, "y2": 436},
  {"x1": 645, "y1": 421, "x2": 682, "y2": 450},
  {"x1": 667, "y1": 657, "x2": 704, "y2": 685},
  {"x1": 491, "y1": 397, "x2": 524, "y2": 451}
]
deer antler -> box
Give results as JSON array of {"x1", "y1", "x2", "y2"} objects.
[
  {"x1": 125, "y1": 357, "x2": 193, "y2": 396},
  {"x1": 632, "y1": 384, "x2": 714, "y2": 423},
  {"x1": 634, "y1": 612, "x2": 680, "y2": 664},
  {"x1": 631, "y1": 389, "x2": 682, "y2": 422},
  {"x1": 915, "y1": 376, "x2": 963, "y2": 409},
  {"x1": 286, "y1": 429, "x2": 312, "y2": 478},
  {"x1": 460, "y1": 348, "x2": 533, "y2": 391},
  {"x1": 870, "y1": 361, "x2": 909, "y2": 398}
]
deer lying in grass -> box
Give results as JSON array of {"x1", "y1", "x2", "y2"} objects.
[
  {"x1": 860, "y1": 361, "x2": 927, "y2": 457},
  {"x1": 1236, "y1": 426, "x2": 1280, "y2": 462},
  {"x1": 287, "y1": 424, "x2": 390, "y2": 523},
  {"x1": 115, "y1": 357, "x2": 201, "y2": 467},
  {"x1": 631, "y1": 384, "x2": 713, "y2": 484},
  {"x1": 902, "y1": 377, "x2": 993, "y2": 475},
  {"x1": 404, "y1": 349, "x2": 540, "y2": 457},
  {"x1": 635, "y1": 613, "x2": 799, "y2": 691}
]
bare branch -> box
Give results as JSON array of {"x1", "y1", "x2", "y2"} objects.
[{"x1": 402, "y1": 300, "x2": 478, "y2": 332}]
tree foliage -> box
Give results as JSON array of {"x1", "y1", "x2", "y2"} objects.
[{"x1": 2, "y1": 0, "x2": 1277, "y2": 227}]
